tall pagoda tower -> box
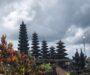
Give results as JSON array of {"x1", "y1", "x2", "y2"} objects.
[{"x1": 18, "y1": 21, "x2": 29, "y2": 54}]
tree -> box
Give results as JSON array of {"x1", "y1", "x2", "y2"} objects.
[
  {"x1": 18, "y1": 21, "x2": 29, "y2": 54},
  {"x1": 31, "y1": 32, "x2": 40, "y2": 58},
  {"x1": 73, "y1": 49, "x2": 80, "y2": 70},
  {"x1": 56, "y1": 40, "x2": 67, "y2": 59},
  {"x1": 73, "y1": 49, "x2": 86, "y2": 70},
  {"x1": 49, "y1": 46, "x2": 56, "y2": 59},
  {"x1": 41, "y1": 40, "x2": 49, "y2": 59},
  {"x1": 79, "y1": 49, "x2": 86, "y2": 69}
]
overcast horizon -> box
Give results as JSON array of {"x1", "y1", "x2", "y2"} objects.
[{"x1": 0, "y1": 0, "x2": 90, "y2": 58}]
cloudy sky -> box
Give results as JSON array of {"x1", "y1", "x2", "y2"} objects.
[{"x1": 0, "y1": 0, "x2": 90, "y2": 57}]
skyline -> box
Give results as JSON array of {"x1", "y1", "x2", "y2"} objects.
[{"x1": 0, "y1": 0, "x2": 90, "y2": 57}]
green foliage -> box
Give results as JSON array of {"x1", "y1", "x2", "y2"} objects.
[
  {"x1": 73, "y1": 49, "x2": 86, "y2": 70},
  {"x1": 79, "y1": 49, "x2": 86, "y2": 69},
  {"x1": 73, "y1": 49, "x2": 80, "y2": 70}
]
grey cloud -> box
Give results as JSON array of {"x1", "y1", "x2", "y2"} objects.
[
  {"x1": 0, "y1": 0, "x2": 89, "y2": 42},
  {"x1": 24, "y1": 0, "x2": 90, "y2": 43},
  {"x1": 0, "y1": 0, "x2": 90, "y2": 57},
  {"x1": 73, "y1": 6, "x2": 90, "y2": 28}
]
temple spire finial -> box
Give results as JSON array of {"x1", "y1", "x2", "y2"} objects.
[
  {"x1": 76, "y1": 48, "x2": 78, "y2": 52},
  {"x1": 22, "y1": 21, "x2": 24, "y2": 24}
]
